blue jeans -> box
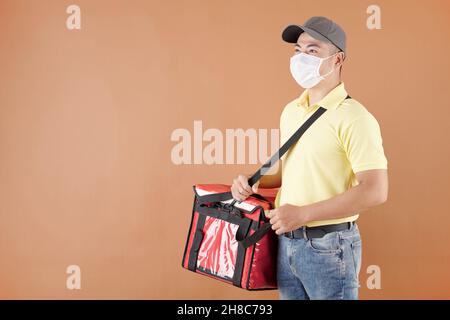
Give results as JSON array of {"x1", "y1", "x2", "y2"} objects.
[{"x1": 277, "y1": 223, "x2": 362, "y2": 300}]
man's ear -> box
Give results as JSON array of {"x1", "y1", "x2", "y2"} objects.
[{"x1": 336, "y1": 51, "x2": 345, "y2": 68}]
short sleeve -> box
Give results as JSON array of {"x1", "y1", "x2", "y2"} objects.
[{"x1": 340, "y1": 113, "x2": 388, "y2": 173}]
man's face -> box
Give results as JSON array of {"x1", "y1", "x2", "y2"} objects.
[{"x1": 294, "y1": 32, "x2": 344, "y2": 76}]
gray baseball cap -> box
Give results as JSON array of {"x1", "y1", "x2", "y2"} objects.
[{"x1": 282, "y1": 16, "x2": 347, "y2": 53}]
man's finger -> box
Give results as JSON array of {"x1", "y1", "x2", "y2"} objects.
[
  {"x1": 252, "y1": 181, "x2": 260, "y2": 193},
  {"x1": 271, "y1": 221, "x2": 281, "y2": 231},
  {"x1": 233, "y1": 182, "x2": 249, "y2": 198},
  {"x1": 237, "y1": 187, "x2": 249, "y2": 197},
  {"x1": 270, "y1": 217, "x2": 279, "y2": 225},
  {"x1": 238, "y1": 175, "x2": 252, "y2": 193},
  {"x1": 275, "y1": 227, "x2": 285, "y2": 235},
  {"x1": 231, "y1": 188, "x2": 245, "y2": 201},
  {"x1": 268, "y1": 209, "x2": 279, "y2": 223}
]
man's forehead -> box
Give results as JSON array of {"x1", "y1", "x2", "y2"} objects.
[{"x1": 296, "y1": 32, "x2": 324, "y2": 47}]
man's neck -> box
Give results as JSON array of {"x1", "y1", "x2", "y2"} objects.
[{"x1": 308, "y1": 77, "x2": 341, "y2": 107}]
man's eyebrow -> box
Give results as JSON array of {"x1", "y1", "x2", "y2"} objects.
[{"x1": 295, "y1": 43, "x2": 321, "y2": 49}]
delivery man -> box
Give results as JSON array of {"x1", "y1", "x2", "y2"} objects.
[{"x1": 231, "y1": 16, "x2": 389, "y2": 300}]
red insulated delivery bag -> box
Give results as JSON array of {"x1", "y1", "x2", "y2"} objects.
[
  {"x1": 182, "y1": 184, "x2": 279, "y2": 289},
  {"x1": 181, "y1": 106, "x2": 330, "y2": 290}
]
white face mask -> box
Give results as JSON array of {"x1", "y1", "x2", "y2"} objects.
[{"x1": 290, "y1": 52, "x2": 339, "y2": 89}]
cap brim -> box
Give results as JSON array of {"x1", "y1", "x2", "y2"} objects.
[{"x1": 282, "y1": 24, "x2": 333, "y2": 46}]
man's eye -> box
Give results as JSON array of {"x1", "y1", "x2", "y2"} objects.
[{"x1": 309, "y1": 49, "x2": 317, "y2": 54}]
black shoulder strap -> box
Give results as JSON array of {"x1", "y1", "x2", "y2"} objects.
[
  {"x1": 247, "y1": 106, "x2": 326, "y2": 187},
  {"x1": 197, "y1": 106, "x2": 326, "y2": 203},
  {"x1": 247, "y1": 94, "x2": 351, "y2": 186},
  {"x1": 196, "y1": 95, "x2": 351, "y2": 204}
]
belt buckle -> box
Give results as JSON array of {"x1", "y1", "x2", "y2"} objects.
[{"x1": 289, "y1": 231, "x2": 294, "y2": 239}]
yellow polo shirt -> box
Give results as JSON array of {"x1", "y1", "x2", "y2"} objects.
[{"x1": 274, "y1": 82, "x2": 388, "y2": 227}]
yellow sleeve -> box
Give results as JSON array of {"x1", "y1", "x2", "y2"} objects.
[{"x1": 340, "y1": 113, "x2": 388, "y2": 173}]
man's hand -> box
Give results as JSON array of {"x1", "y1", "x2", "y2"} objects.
[
  {"x1": 231, "y1": 174, "x2": 259, "y2": 202},
  {"x1": 266, "y1": 204, "x2": 311, "y2": 235}
]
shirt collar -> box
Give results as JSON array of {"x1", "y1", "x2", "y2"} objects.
[{"x1": 296, "y1": 82, "x2": 348, "y2": 110}]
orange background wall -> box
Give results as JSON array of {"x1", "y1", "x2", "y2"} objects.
[{"x1": 0, "y1": 0, "x2": 449, "y2": 299}]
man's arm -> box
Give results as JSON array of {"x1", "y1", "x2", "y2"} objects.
[
  {"x1": 302, "y1": 168, "x2": 388, "y2": 222},
  {"x1": 268, "y1": 168, "x2": 388, "y2": 235}
]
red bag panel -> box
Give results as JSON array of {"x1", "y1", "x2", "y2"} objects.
[
  {"x1": 197, "y1": 217, "x2": 239, "y2": 280},
  {"x1": 248, "y1": 226, "x2": 278, "y2": 289},
  {"x1": 182, "y1": 211, "x2": 199, "y2": 270}
]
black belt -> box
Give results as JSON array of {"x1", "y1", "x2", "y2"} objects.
[{"x1": 283, "y1": 221, "x2": 355, "y2": 240}]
